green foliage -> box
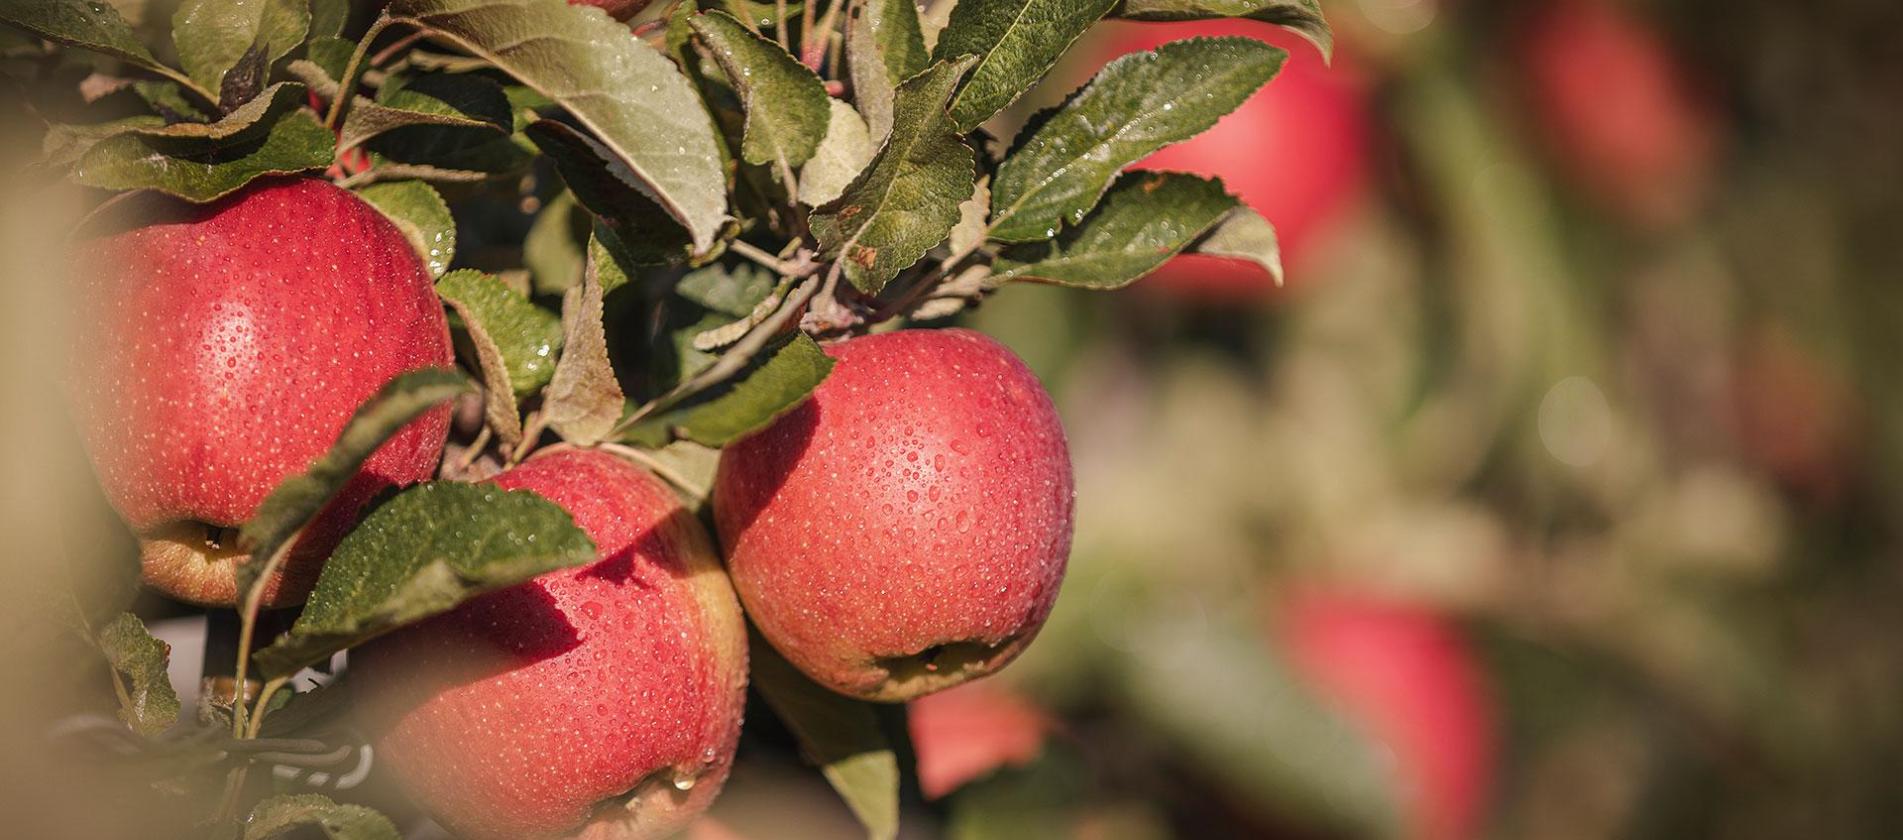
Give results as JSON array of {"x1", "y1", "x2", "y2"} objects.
[
  {"x1": 989, "y1": 36, "x2": 1285, "y2": 242},
  {"x1": 356, "y1": 180, "x2": 457, "y2": 277},
  {"x1": 802, "y1": 99, "x2": 876, "y2": 206},
  {"x1": 932, "y1": 0, "x2": 1118, "y2": 131},
  {"x1": 810, "y1": 57, "x2": 977, "y2": 293},
  {"x1": 993, "y1": 171, "x2": 1241, "y2": 287},
  {"x1": 436, "y1": 268, "x2": 563, "y2": 398},
  {"x1": 0, "y1": 0, "x2": 185, "y2": 87},
  {"x1": 171, "y1": 0, "x2": 310, "y2": 97},
  {"x1": 244, "y1": 794, "x2": 401, "y2": 840},
  {"x1": 73, "y1": 108, "x2": 333, "y2": 202},
  {"x1": 251, "y1": 481, "x2": 596, "y2": 677},
  {"x1": 384, "y1": 0, "x2": 729, "y2": 251},
  {"x1": 1112, "y1": 0, "x2": 1331, "y2": 59},
  {"x1": 845, "y1": 0, "x2": 929, "y2": 140},
  {"x1": 622, "y1": 332, "x2": 835, "y2": 447},
  {"x1": 95, "y1": 613, "x2": 180, "y2": 737},
  {"x1": 690, "y1": 9, "x2": 831, "y2": 170}
]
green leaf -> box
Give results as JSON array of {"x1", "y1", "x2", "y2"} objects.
[
  {"x1": 1187, "y1": 205, "x2": 1282, "y2": 284},
  {"x1": 527, "y1": 118, "x2": 699, "y2": 265},
  {"x1": 120, "y1": 80, "x2": 310, "y2": 141},
  {"x1": 689, "y1": 10, "x2": 830, "y2": 170},
  {"x1": 438, "y1": 273, "x2": 528, "y2": 451},
  {"x1": 991, "y1": 171, "x2": 1237, "y2": 287},
  {"x1": 623, "y1": 332, "x2": 832, "y2": 448},
  {"x1": 306, "y1": 35, "x2": 355, "y2": 79},
  {"x1": 0, "y1": 0, "x2": 174, "y2": 79},
  {"x1": 310, "y1": 0, "x2": 351, "y2": 39},
  {"x1": 235, "y1": 369, "x2": 472, "y2": 602},
  {"x1": 988, "y1": 35, "x2": 1284, "y2": 242},
  {"x1": 355, "y1": 180, "x2": 457, "y2": 277},
  {"x1": 675, "y1": 262, "x2": 778, "y2": 318},
  {"x1": 72, "y1": 106, "x2": 335, "y2": 203},
  {"x1": 809, "y1": 58, "x2": 976, "y2": 294},
  {"x1": 541, "y1": 251, "x2": 628, "y2": 446},
  {"x1": 523, "y1": 189, "x2": 589, "y2": 296},
  {"x1": 750, "y1": 635, "x2": 899, "y2": 840},
  {"x1": 41, "y1": 116, "x2": 164, "y2": 170},
  {"x1": 844, "y1": 0, "x2": 928, "y2": 140},
  {"x1": 251, "y1": 481, "x2": 595, "y2": 677},
  {"x1": 1111, "y1": 0, "x2": 1331, "y2": 60},
  {"x1": 437, "y1": 268, "x2": 564, "y2": 398},
  {"x1": 130, "y1": 80, "x2": 212, "y2": 121},
  {"x1": 386, "y1": 0, "x2": 729, "y2": 252},
  {"x1": 95, "y1": 612, "x2": 180, "y2": 737},
  {"x1": 800, "y1": 99, "x2": 873, "y2": 207},
  {"x1": 341, "y1": 71, "x2": 513, "y2": 152},
  {"x1": 931, "y1": 0, "x2": 1116, "y2": 131},
  {"x1": 172, "y1": 0, "x2": 311, "y2": 98},
  {"x1": 244, "y1": 794, "x2": 402, "y2": 840}
]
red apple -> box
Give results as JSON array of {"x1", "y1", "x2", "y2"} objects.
[
  {"x1": 907, "y1": 681, "x2": 1053, "y2": 799},
  {"x1": 1085, "y1": 20, "x2": 1373, "y2": 297},
  {"x1": 1515, "y1": 0, "x2": 1718, "y2": 229},
  {"x1": 68, "y1": 178, "x2": 452, "y2": 607},
  {"x1": 1273, "y1": 590, "x2": 1496, "y2": 840},
  {"x1": 713, "y1": 328, "x2": 1073, "y2": 702},
  {"x1": 353, "y1": 446, "x2": 749, "y2": 840}
]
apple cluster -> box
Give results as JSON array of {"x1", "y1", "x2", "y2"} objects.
[{"x1": 69, "y1": 178, "x2": 1072, "y2": 839}]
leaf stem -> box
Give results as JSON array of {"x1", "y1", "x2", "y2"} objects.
[
  {"x1": 600, "y1": 443, "x2": 708, "y2": 502},
  {"x1": 325, "y1": 14, "x2": 396, "y2": 135},
  {"x1": 154, "y1": 65, "x2": 222, "y2": 114}
]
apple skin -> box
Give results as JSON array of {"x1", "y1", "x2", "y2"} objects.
[
  {"x1": 907, "y1": 681, "x2": 1053, "y2": 799},
  {"x1": 1515, "y1": 0, "x2": 1717, "y2": 228},
  {"x1": 68, "y1": 178, "x2": 452, "y2": 607},
  {"x1": 1085, "y1": 20, "x2": 1372, "y2": 298},
  {"x1": 353, "y1": 446, "x2": 749, "y2": 840},
  {"x1": 713, "y1": 328, "x2": 1073, "y2": 702},
  {"x1": 1273, "y1": 590, "x2": 1496, "y2": 840}
]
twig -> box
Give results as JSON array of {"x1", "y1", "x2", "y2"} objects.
[
  {"x1": 731, "y1": 239, "x2": 805, "y2": 276},
  {"x1": 612, "y1": 272, "x2": 825, "y2": 437}
]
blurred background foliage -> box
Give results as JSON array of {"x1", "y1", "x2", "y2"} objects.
[{"x1": 4, "y1": 0, "x2": 1903, "y2": 838}]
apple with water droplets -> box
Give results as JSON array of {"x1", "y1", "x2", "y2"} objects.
[
  {"x1": 67, "y1": 178, "x2": 452, "y2": 607},
  {"x1": 353, "y1": 446, "x2": 749, "y2": 840},
  {"x1": 1273, "y1": 590, "x2": 1497, "y2": 840},
  {"x1": 713, "y1": 328, "x2": 1073, "y2": 702}
]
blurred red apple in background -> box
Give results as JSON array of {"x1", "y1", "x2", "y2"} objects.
[
  {"x1": 68, "y1": 178, "x2": 451, "y2": 607},
  {"x1": 354, "y1": 447, "x2": 748, "y2": 840},
  {"x1": 1085, "y1": 20, "x2": 1373, "y2": 298},
  {"x1": 908, "y1": 681, "x2": 1054, "y2": 799},
  {"x1": 1515, "y1": 0, "x2": 1719, "y2": 229},
  {"x1": 714, "y1": 328, "x2": 1073, "y2": 702},
  {"x1": 1274, "y1": 589, "x2": 1497, "y2": 840}
]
